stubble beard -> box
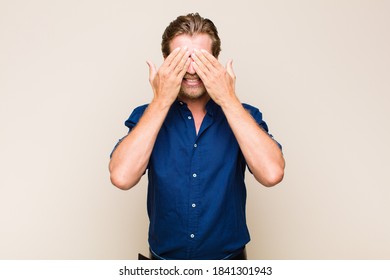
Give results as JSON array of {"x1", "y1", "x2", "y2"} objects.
[
  {"x1": 179, "y1": 85, "x2": 207, "y2": 100},
  {"x1": 178, "y1": 74, "x2": 207, "y2": 101}
]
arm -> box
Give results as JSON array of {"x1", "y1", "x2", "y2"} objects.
[
  {"x1": 219, "y1": 98, "x2": 285, "y2": 187},
  {"x1": 191, "y1": 50, "x2": 285, "y2": 187},
  {"x1": 109, "y1": 47, "x2": 191, "y2": 190}
]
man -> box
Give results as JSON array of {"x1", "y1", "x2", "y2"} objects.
[{"x1": 109, "y1": 13, "x2": 285, "y2": 260}]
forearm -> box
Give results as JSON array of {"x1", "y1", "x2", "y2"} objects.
[
  {"x1": 220, "y1": 97, "x2": 285, "y2": 187},
  {"x1": 109, "y1": 99, "x2": 170, "y2": 190},
  {"x1": 110, "y1": 47, "x2": 190, "y2": 190}
]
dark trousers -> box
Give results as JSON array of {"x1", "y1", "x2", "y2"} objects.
[{"x1": 139, "y1": 247, "x2": 247, "y2": 260}]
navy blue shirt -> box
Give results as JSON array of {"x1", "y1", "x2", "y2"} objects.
[{"x1": 121, "y1": 99, "x2": 278, "y2": 260}]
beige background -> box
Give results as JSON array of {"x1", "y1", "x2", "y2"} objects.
[{"x1": 1, "y1": 0, "x2": 389, "y2": 259}]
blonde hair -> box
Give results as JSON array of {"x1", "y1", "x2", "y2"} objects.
[{"x1": 161, "y1": 13, "x2": 221, "y2": 58}]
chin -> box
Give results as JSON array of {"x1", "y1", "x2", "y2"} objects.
[{"x1": 179, "y1": 88, "x2": 207, "y2": 100}]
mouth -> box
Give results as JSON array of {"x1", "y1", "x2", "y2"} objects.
[{"x1": 183, "y1": 75, "x2": 203, "y2": 86}]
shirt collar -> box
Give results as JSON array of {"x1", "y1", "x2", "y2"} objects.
[
  {"x1": 174, "y1": 98, "x2": 219, "y2": 117},
  {"x1": 205, "y1": 98, "x2": 218, "y2": 117}
]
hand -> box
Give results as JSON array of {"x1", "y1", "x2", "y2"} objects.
[
  {"x1": 146, "y1": 47, "x2": 191, "y2": 107},
  {"x1": 191, "y1": 49, "x2": 236, "y2": 106}
]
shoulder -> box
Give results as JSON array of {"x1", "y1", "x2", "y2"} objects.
[
  {"x1": 124, "y1": 104, "x2": 149, "y2": 129},
  {"x1": 241, "y1": 103, "x2": 269, "y2": 131},
  {"x1": 132, "y1": 104, "x2": 149, "y2": 116},
  {"x1": 130, "y1": 104, "x2": 149, "y2": 118},
  {"x1": 242, "y1": 103, "x2": 263, "y2": 118}
]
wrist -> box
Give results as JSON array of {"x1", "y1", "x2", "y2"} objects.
[
  {"x1": 218, "y1": 93, "x2": 241, "y2": 111},
  {"x1": 151, "y1": 95, "x2": 175, "y2": 111}
]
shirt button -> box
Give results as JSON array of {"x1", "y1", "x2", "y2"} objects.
[
  {"x1": 179, "y1": 101, "x2": 183, "y2": 105},
  {"x1": 190, "y1": 234, "x2": 195, "y2": 238},
  {"x1": 194, "y1": 143, "x2": 197, "y2": 148},
  {"x1": 192, "y1": 173, "x2": 197, "y2": 178},
  {"x1": 192, "y1": 203, "x2": 196, "y2": 208},
  {"x1": 187, "y1": 116, "x2": 192, "y2": 120}
]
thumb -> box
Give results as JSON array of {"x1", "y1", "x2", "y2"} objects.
[
  {"x1": 146, "y1": 60, "x2": 157, "y2": 83},
  {"x1": 226, "y1": 59, "x2": 235, "y2": 80}
]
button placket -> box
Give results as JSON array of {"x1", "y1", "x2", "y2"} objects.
[{"x1": 188, "y1": 136, "x2": 200, "y2": 252}]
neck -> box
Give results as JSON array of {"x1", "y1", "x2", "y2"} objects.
[
  {"x1": 179, "y1": 94, "x2": 210, "y2": 114},
  {"x1": 178, "y1": 94, "x2": 210, "y2": 135}
]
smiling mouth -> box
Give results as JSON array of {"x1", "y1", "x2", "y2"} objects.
[{"x1": 183, "y1": 76, "x2": 202, "y2": 86}]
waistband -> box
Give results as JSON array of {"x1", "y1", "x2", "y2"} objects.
[{"x1": 149, "y1": 247, "x2": 247, "y2": 260}]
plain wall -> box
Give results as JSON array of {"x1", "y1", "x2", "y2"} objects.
[{"x1": 1, "y1": 0, "x2": 389, "y2": 259}]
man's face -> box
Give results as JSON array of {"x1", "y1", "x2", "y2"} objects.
[{"x1": 169, "y1": 34, "x2": 213, "y2": 100}]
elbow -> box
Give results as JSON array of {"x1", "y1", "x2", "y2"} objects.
[
  {"x1": 109, "y1": 164, "x2": 141, "y2": 190},
  {"x1": 110, "y1": 173, "x2": 136, "y2": 190},
  {"x1": 254, "y1": 163, "x2": 285, "y2": 187},
  {"x1": 262, "y1": 168, "x2": 284, "y2": 187}
]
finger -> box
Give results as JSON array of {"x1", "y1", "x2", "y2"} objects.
[
  {"x1": 192, "y1": 49, "x2": 211, "y2": 72},
  {"x1": 191, "y1": 60, "x2": 207, "y2": 81},
  {"x1": 173, "y1": 49, "x2": 191, "y2": 75},
  {"x1": 146, "y1": 60, "x2": 157, "y2": 83},
  {"x1": 177, "y1": 58, "x2": 192, "y2": 78},
  {"x1": 191, "y1": 51, "x2": 210, "y2": 75},
  {"x1": 200, "y1": 49, "x2": 220, "y2": 67},
  {"x1": 226, "y1": 59, "x2": 236, "y2": 79},
  {"x1": 169, "y1": 46, "x2": 189, "y2": 69},
  {"x1": 163, "y1": 47, "x2": 182, "y2": 67}
]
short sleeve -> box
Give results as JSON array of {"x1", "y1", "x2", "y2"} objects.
[
  {"x1": 124, "y1": 104, "x2": 149, "y2": 132},
  {"x1": 242, "y1": 103, "x2": 282, "y2": 151},
  {"x1": 110, "y1": 104, "x2": 149, "y2": 158}
]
